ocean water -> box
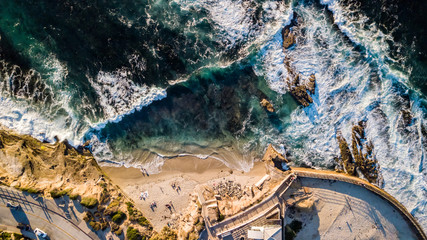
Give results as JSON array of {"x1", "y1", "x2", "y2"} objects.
[{"x1": 0, "y1": 0, "x2": 426, "y2": 229}]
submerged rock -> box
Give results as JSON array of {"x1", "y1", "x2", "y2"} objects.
[{"x1": 260, "y1": 99, "x2": 275, "y2": 112}]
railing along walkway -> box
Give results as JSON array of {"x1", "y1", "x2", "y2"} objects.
[{"x1": 209, "y1": 173, "x2": 296, "y2": 237}]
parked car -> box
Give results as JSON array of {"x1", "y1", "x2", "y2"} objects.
[
  {"x1": 6, "y1": 201, "x2": 20, "y2": 210},
  {"x1": 34, "y1": 228, "x2": 48, "y2": 238}
]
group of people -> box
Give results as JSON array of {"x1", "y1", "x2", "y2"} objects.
[
  {"x1": 140, "y1": 167, "x2": 149, "y2": 177},
  {"x1": 139, "y1": 191, "x2": 149, "y2": 200},
  {"x1": 171, "y1": 182, "x2": 181, "y2": 194}
]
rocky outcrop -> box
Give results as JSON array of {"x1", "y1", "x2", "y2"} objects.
[
  {"x1": 260, "y1": 99, "x2": 275, "y2": 112},
  {"x1": 307, "y1": 74, "x2": 316, "y2": 94},
  {"x1": 336, "y1": 132, "x2": 356, "y2": 176},
  {"x1": 287, "y1": 74, "x2": 314, "y2": 107},
  {"x1": 282, "y1": 27, "x2": 295, "y2": 49},
  {"x1": 281, "y1": 23, "x2": 317, "y2": 108},
  {"x1": 350, "y1": 121, "x2": 381, "y2": 184},
  {"x1": 335, "y1": 122, "x2": 382, "y2": 185},
  {"x1": 262, "y1": 144, "x2": 288, "y2": 163}
]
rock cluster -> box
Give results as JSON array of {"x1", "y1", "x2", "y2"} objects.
[
  {"x1": 213, "y1": 180, "x2": 243, "y2": 199},
  {"x1": 281, "y1": 18, "x2": 317, "y2": 107},
  {"x1": 282, "y1": 26, "x2": 296, "y2": 49},
  {"x1": 336, "y1": 121, "x2": 382, "y2": 185},
  {"x1": 260, "y1": 98, "x2": 275, "y2": 112}
]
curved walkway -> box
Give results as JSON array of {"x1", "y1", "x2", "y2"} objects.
[
  {"x1": 201, "y1": 173, "x2": 296, "y2": 239},
  {"x1": 292, "y1": 167, "x2": 426, "y2": 240}
]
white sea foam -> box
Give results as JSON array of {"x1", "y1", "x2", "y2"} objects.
[
  {"x1": 177, "y1": 0, "x2": 288, "y2": 51},
  {"x1": 0, "y1": 95, "x2": 85, "y2": 145},
  {"x1": 88, "y1": 68, "x2": 167, "y2": 121},
  {"x1": 257, "y1": 2, "x2": 426, "y2": 228}
]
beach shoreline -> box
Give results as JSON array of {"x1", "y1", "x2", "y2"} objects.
[{"x1": 102, "y1": 155, "x2": 266, "y2": 232}]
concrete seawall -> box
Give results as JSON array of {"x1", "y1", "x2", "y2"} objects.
[{"x1": 292, "y1": 167, "x2": 427, "y2": 240}]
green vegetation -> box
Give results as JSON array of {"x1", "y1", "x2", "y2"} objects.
[
  {"x1": 108, "y1": 197, "x2": 121, "y2": 209},
  {"x1": 18, "y1": 186, "x2": 41, "y2": 194},
  {"x1": 80, "y1": 197, "x2": 98, "y2": 208},
  {"x1": 50, "y1": 188, "x2": 71, "y2": 198},
  {"x1": 83, "y1": 211, "x2": 94, "y2": 222},
  {"x1": 89, "y1": 221, "x2": 101, "y2": 231},
  {"x1": 126, "y1": 227, "x2": 142, "y2": 240},
  {"x1": 68, "y1": 193, "x2": 80, "y2": 200},
  {"x1": 285, "y1": 220, "x2": 303, "y2": 240},
  {"x1": 0, "y1": 231, "x2": 11, "y2": 239},
  {"x1": 217, "y1": 209, "x2": 225, "y2": 222},
  {"x1": 151, "y1": 226, "x2": 177, "y2": 240},
  {"x1": 112, "y1": 210, "x2": 126, "y2": 224},
  {"x1": 0, "y1": 230, "x2": 26, "y2": 240},
  {"x1": 126, "y1": 202, "x2": 151, "y2": 228},
  {"x1": 114, "y1": 228, "x2": 123, "y2": 236}
]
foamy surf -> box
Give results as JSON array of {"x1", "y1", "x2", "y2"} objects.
[{"x1": 255, "y1": 1, "x2": 426, "y2": 228}]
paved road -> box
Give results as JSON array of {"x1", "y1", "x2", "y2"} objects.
[{"x1": 0, "y1": 186, "x2": 95, "y2": 240}]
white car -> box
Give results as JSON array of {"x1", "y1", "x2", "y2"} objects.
[{"x1": 34, "y1": 228, "x2": 48, "y2": 238}]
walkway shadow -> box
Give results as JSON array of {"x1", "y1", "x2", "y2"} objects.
[
  {"x1": 53, "y1": 196, "x2": 74, "y2": 221},
  {"x1": 285, "y1": 205, "x2": 320, "y2": 240},
  {"x1": 10, "y1": 208, "x2": 30, "y2": 225},
  {"x1": 35, "y1": 197, "x2": 53, "y2": 223}
]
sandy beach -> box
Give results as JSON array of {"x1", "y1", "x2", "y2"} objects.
[{"x1": 102, "y1": 156, "x2": 266, "y2": 231}]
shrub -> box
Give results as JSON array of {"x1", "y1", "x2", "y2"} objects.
[
  {"x1": 68, "y1": 193, "x2": 80, "y2": 200},
  {"x1": 50, "y1": 189, "x2": 70, "y2": 198},
  {"x1": 80, "y1": 197, "x2": 98, "y2": 208},
  {"x1": 19, "y1": 187, "x2": 41, "y2": 194},
  {"x1": 112, "y1": 211, "x2": 126, "y2": 224},
  {"x1": 126, "y1": 202, "x2": 135, "y2": 216},
  {"x1": 151, "y1": 226, "x2": 177, "y2": 240},
  {"x1": 89, "y1": 221, "x2": 101, "y2": 231},
  {"x1": 126, "y1": 227, "x2": 142, "y2": 240},
  {"x1": 83, "y1": 211, "x2": 93, "y2": 222},
  {"x1": 114, "y1": 228, "x2": 123, "y2": 236},
  {"x1": 137, "y1": 216, "x2": 150, "y2": 227}
]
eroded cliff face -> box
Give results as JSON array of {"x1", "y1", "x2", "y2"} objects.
[
  {"x1": 0, "y1": 126, "x2": 102, "y2": 197},
  {"x1": 336, "y1": 121, "x2": 383, "y2": 186}
]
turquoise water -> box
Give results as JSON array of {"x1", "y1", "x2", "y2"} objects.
[{"x1": 0, "y1": 0, "x2": 426, "y2": 229}]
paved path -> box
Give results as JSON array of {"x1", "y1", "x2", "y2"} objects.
[
  {"x1": 292, "y1": 167, "x2": 427, "y2": 240},
  {"x1": 0, "y1": 186, "x2": 96, "y2": 240}
]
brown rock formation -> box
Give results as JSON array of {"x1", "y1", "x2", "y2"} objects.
[
  {"x1": 283, "y1": 57, "x2": 316, "y2": 107},
  {"x1": 335, "y1": 122, "x2": 382, "y2": 185},
  {"x1": 336, "y1": 132, "x2": 356, "y2": 176},
  {"x1": 262, "y1": 144, "x2": 288, "y2": 163},
  {"x1": 260, "y1": 99, "x2": 275, "y2": 112},
  {"x1": 350, "y1": 121, "x2": 381, "y2": 184},
  {"x1": 307, "y1": 74, "x2": 316, "y2": 94},
  {"x1": 282, "y1": 27, "x2": 295, "y2": 49}
]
